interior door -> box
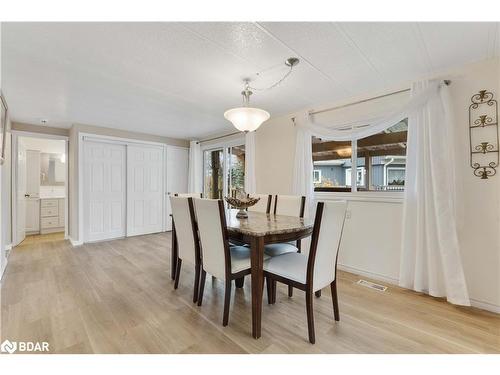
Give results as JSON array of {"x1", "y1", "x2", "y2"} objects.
[
  {"x1": 166, "y1": 146, "x2": 189, "y2": 231},
  {"x1": 127, "y1": 145, "x2": 164, "y2": 236},
  {"x1": 83, "y1": 140, "x2": 126, "y2": 242},
  {"x1": 15, "y1": 141, "x2": 27, "y2": 245},
  {"x1": 26, "y1": 150, "x2": 40, "y2": 198}
]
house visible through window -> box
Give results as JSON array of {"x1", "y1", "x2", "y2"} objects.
[{"x1": 312, "y1": 119, "x2": 407, "y2": 192}]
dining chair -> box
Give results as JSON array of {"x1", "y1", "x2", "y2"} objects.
[
  {"x1": 247, "y1": 194, "x2": 273, "y2": 214},
  {"x1": 174, "y1": 193, "x2": 203, "y2": 198},
  {"x1": 264, "y1": 200, "x2": 347, "y2": 344},
  {"x1": 169, "y1": 196, "x2": 201, "y2": 303},
  {"x1": 194, "y1": 198, "x2": 270, "y2": 326},
  {"x1": 265, "y1": 194, "x2": 306, "y2": 296}
]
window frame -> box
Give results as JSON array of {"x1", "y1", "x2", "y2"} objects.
[{"x1": 312, "y1": 130, "x2": 406, "y2": 196}]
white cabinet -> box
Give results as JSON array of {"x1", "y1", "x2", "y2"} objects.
[
  {"x1": 58, "y1": 198, "x2": 65, "y2": 227},
  {"x1": 25, "y1": 199, "x2": 40, "y2": 234},
  {"x1": 40, "y1": 198, "x2": 64, "y2": 234}
]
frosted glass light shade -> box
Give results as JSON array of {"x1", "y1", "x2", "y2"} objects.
[{"x1": 224, "y1": 107, "x2": 270, "y2": 132}]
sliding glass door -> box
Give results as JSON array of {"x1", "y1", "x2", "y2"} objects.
[{"x1": 203, "y1": 144, "x2": 245, "y2": 199}]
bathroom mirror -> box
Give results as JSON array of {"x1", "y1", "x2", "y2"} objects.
[{"x1": 40, "y1": 152, "x2": 65, "y2": 186}]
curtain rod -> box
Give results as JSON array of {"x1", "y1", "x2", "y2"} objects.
[
  {"x1": 308, "y1": 80, "x2": 451, "y2": 116},
  {"x1": 196, "y1": 131, "x2": 241, "y2": 144}
]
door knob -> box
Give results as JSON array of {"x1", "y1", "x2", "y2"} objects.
[{"x1": 24, "y1": 194, "x2": 30, "y2": 198}]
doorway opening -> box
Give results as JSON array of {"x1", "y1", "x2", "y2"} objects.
[{"x1": 13, "y1": 133, "x2": 68, "y2": 247}]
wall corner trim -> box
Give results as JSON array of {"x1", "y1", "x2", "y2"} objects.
[{"x1": 69, "y1": 237, "x2": 83, "y2": 247}]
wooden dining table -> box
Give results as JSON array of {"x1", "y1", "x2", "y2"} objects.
[{"x1": 170, "y1": 209, "x2": 313, "y2": 339}]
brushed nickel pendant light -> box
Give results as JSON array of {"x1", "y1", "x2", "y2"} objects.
[{"x1": 224, "y1": 57, "x2": 300, "y2": 132}]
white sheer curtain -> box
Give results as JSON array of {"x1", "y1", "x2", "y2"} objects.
[
  {"x1": 188, "y1": 140, "x2": 202, "y2": 194},
  {"x1": 245, "y1": 131, "x2": 256, "y2": 194},
  {"x1": 292, "y1": 122, "x2": 314, "y2": 216},
  {"x1": 293, "y1": 79, "x2": 470, "y2": 305},
  {"x1": 400, "y1": 81, "x2": 469, "y2": 305}
]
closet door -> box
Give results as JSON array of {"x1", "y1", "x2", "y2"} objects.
[
  {"x1": 127, "y1": 145, "x2": 164, "y2": 236},
  {"x1": 83, "y1": 141, "x2": 126, "y2": 242},
  {"x1": 165, "y1": 146, "x2": 189, "y2": 231}
]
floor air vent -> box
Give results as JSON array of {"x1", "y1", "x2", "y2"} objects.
[{"x1": 357, "y1": 279, "x2": 388, "y2": 292}]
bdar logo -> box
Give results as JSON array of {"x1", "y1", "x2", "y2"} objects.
[{"x1": 1, "y1": 340, "x2": 17, "y2": 354}]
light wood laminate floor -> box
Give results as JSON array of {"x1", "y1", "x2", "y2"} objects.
[{"x1": 1, "y1": 232, "x2": 499, "y2": 353}]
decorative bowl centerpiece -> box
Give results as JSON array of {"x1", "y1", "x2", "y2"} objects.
[{"x1": 224, "y1": 191, "x2": 260, "y2": 219}]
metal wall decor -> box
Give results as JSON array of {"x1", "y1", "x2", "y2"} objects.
[{"x1": 469, "y1": 90, "x2": 498, "y2": 179}]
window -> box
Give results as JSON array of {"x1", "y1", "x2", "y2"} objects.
[
  {"x1": 203, "y1": 144, "x2": 245, "y2": 199},
  {"x1": 312, "y1": 119, "x2": 407, "y2": 192},
  {"x1": 345, "y1": 167, "x2": 365, "y2": 187},
  {"x1": 227, "y1": 145, "x2": 245, "y2": 197},
  {"x1": 313, "y1": 170, "x2": 322, "y2": 184}
]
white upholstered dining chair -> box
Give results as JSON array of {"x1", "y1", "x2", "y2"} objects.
[
  {"x1": 264, "y1": 194, "x2": 306, "y2": 296},
  {"x1": 194, "y1": 198, "x2": 270, "y2": 326},
  {"x1": 174, "y1": 193, "x2": 203, "y2": 198},
  {"x1": 264, "y1": 200, "x2": 347, "y2": 344},
  {"x1": 169, "y1": 196, "x2": 201, "y2": 303},
  {"x1": 247, "y1": 194, "x2": 273, "y2": 214}
]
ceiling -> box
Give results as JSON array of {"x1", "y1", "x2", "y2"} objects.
[{"x1": 2, "y1": 22, "x2": 499, "y2": 140}]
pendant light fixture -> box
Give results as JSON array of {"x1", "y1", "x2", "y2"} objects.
[
  {"x1": 223, "y1": 81, "x2": 270, "y2": 132},
  {"x1": 224, "y1": 57, "x2": 300, "y2": 132}
]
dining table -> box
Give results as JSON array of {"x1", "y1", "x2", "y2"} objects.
[{"x1": 170, "y1": 209, "x2": 314, "y2": 339}]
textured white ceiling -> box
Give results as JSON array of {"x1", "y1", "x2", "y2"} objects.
[{"x1": 2, "y1": 22, "x2": 499, "y2": 139}]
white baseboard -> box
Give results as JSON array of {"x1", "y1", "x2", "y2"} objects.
[
  {"x1": 470, "y1": 299, "x2": 500, "y2": 314},
  {"x1": 69, "y1": 237, "x2": 83, "y2": 247},
  {"x1": 338, "y1": 263, "x2": 399, "y2": 286},
  {"x1": 339, "y1": 263, "x2": 500, "y2": 315}
]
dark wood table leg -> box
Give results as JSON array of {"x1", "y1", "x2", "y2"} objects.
[
  {"x1": 250, "y1": 236, "x2": 264, "y2": 339},
  {"x1": 171, "y1": 221, "x2": 178, "y2": 280}
]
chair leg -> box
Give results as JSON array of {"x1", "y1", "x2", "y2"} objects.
[
  {"x1": 288, "y1": 285, "x2": 293, "y2": 297},
  {"x1": 272, "y1": 280, "x2": 277, "y2": 304},
  {"x1": 305, "y1": 290, "x2": 315, "y2": 344},
  {"x1": 197, "y1": 270, "x2": 207, "y2": 306},
  {"x1": 315, "y1": 290, "x2": 322, "y2": 298},
  {"x1": 193, "y1": 262, "x2": 200, "y2": 303},
  {"x1": 223, "y1": 279, "x2": 232, "y2": 326},
  {"x1": 174, "y1": 258, "x2": 182, "y2": 289},
  {"x1": 235, "y1": 277, "x2": 245, "y2": 288},
  {"x1": 266, "y1": 277, "x2": 273, "y2": 304},
  {"x1": 331, "y1": 280, "x2": 340, "y2": 321}
]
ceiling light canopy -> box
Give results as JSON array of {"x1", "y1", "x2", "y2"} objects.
[{"x1": 224, "y1": 57, "x2": 299, "y2": 132}]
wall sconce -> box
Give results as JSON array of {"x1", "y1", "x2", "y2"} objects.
[{"x1": 469, "y1": 90, "x2": 498, "y2": 179}]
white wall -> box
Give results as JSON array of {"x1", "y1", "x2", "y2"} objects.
[{"x1": 256, "y1": 57, "x2": 500, "y2": 313}]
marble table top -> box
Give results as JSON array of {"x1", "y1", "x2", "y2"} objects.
[{"x1": 225, "y1": 209, "x2": 313, "y2": 237}]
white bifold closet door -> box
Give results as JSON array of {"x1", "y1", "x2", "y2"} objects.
[
  {"x1": 126, "y1": 145, "x2": 164, "y2": 236},
  {"x1": 83, "y1": 141, "x2": 127, "y2": 242}
]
